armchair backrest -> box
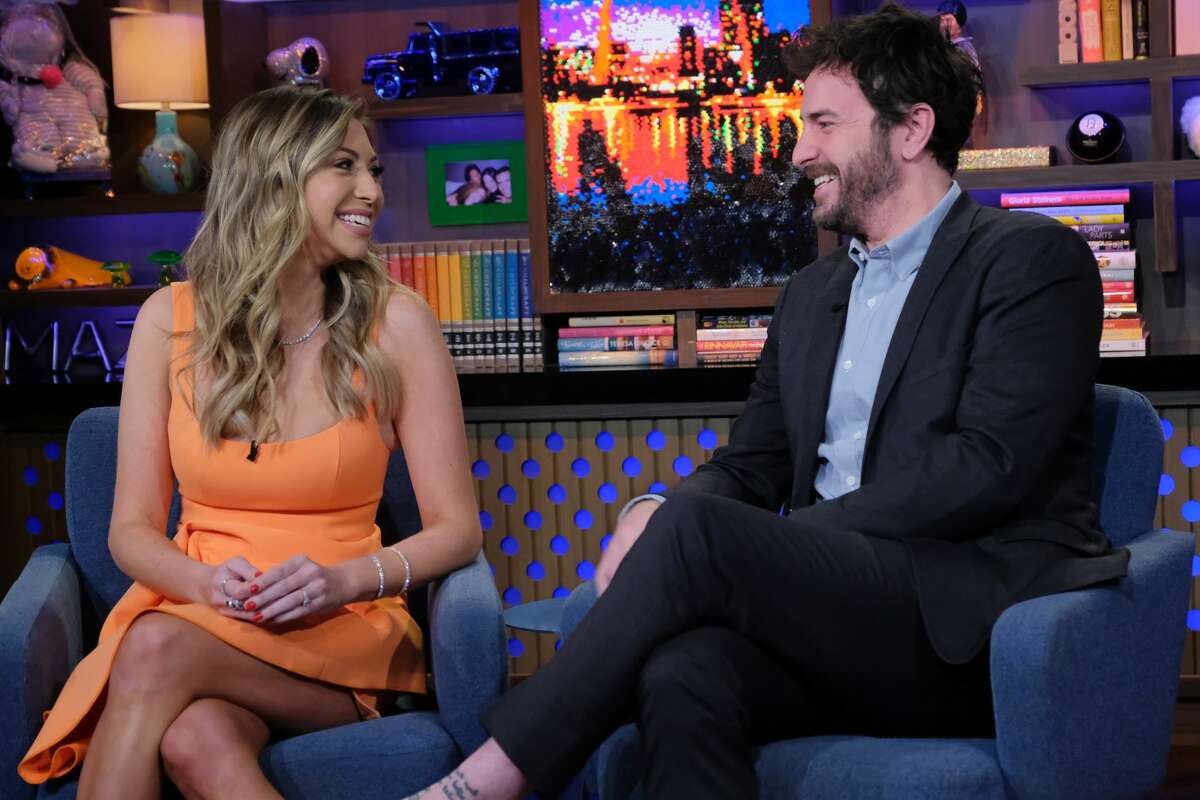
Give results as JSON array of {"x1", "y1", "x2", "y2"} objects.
[
  {"x1": 1091, "y1": 384, "x2": 1164, "y2": 548},
  {"x1": 65, "y1": 407, "x2": 426, "y2": 622}
]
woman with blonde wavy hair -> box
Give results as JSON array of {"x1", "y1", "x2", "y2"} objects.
[{"x1": 18, "y1": 85, "x2": 481, "y2": 799}]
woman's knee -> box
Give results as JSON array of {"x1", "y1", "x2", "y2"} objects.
[
  {"x1": 109, "y1": 614, "x2": 192, "y2": 697},
  {"x1": 161, "y1": 699, "x2": 268, "y2": 792}
]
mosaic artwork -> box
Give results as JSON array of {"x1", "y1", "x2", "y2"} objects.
[{"x1": 539, "y1": 0, "x2": 817, "y2": 293}]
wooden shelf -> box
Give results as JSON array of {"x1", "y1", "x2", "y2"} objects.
[
  {"x1": 367, "y1": 93, "x2": 524, "y2": 121},
  {"x1": 538, "y1": 286, "x2": 781, "y2": 314},
  {"x1": 957, "y1": 160, "x2": 1200, "y2": 190},
  {"x1": 0, "y1": 193, "x2": 205, "y2": 220},
  {"x1": 1021, "y1": 54, "x2": 1200, "y2": 87},
  {"x1": 0, "y1": 286, "x2": 157, "y2": 310}
]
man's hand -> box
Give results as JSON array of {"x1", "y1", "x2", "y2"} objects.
[{"x1": 595, "y1": 499, "x2": 661, "y2": 596}]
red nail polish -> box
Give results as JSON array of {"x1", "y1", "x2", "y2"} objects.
[
  {"x1": 252, "y1": 613, "x2": 263, "y2": 622},
  {"x1": 246, "y1": 601, "x2": 256, "y2": 611},
  {"x1": 251, "y1": 584, "x2": 259, "y2": 593},
  {"x1": 255, "y1": 571, "x2": 263, "y2": 577}
]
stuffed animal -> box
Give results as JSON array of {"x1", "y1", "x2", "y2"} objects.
[
  {"x1": 0, "y1": 0, "x2": 109, "y2": 175},
  {"x1": 1182, "y1": 96, "x2": 1200, "y2": 159},
  {"x1": 266, "y1": 37, "x2": 329, "y2": 87}
]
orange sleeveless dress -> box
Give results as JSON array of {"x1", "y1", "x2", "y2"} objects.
[{"x1": 19, "y1": 281, "x2": 425, "y2": 784}]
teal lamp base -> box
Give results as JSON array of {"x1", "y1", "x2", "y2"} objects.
[{"x1": 139, "y1": 110, "x2": 200, "y2": 194}]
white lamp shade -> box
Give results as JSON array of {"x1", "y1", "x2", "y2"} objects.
[{"x1": 111, "y1": 13, "x2": 209, "y2": 110}]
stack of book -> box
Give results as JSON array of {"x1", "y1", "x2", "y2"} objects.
[
  {"x1": 556, "y1": 314, "x2": 677, "y2": 369},
  {"x1": 1003, "y1": 187, "x2": 1145, "y2": 358},
  {"x1": 697, "y1": 313, "x2": 772, "y2": 366},
  {"x1": 1058, "y1": 0, "x2": 1150, "y2": 64},
  {"x1": 381, "y1": 238, "x2": 542, "y2": 373}
]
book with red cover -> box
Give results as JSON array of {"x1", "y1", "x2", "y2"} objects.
[{"x1": 559, "y1": 325, "x2": 674, "y2": 338}]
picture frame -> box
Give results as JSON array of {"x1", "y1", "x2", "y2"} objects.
[{"x1": 425, "y1": 141, "x2": 528, "y2": 226}]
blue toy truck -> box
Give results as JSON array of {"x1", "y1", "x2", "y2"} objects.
[{"x1": 362, "y1": 22, "x2": 522, "y2": 100}]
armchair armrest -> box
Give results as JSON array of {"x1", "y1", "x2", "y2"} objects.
[
  {"x1": 427, "y1": 551, "x2": 507, "y2": 755},
  {"x1": 561, "y1": 580, "x2": 598, "y2": 641},
  {"x1": 0, "y1": 543, "x2": 84, "y2": 800},
  {"x1": 991, "y1": 528, "x2": 1194, "y2": 800}
]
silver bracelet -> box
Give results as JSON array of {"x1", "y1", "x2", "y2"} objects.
[
  {"x1": 369, "y1": 553, "x2": 385, "y2": 600},
  {"x1": 386, "y1": 544, "x2": 412, "y2": 595},
  {"x1": 617, "y1": 493, "x2": 667, "y2": 523}
]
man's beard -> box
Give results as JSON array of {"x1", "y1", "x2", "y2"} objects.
[{"x1": 810, "y1": 128, "x2": 899, "y2": 238}]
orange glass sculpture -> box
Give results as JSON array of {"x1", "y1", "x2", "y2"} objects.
[{"x1": 9, "y1": 246, "x2": 110, "y2": 290}]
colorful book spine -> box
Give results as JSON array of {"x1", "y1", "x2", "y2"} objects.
[
  {"x1": 557, "y1": 336, "x2": 675, "y2": 352},
  {"x1": 1014, "y1": 204, "x2": 1124, "y2": 224},
  {"x1": 1079, "y1": 0, "x2": 1104, "y2": 62},
  {"x1": 445, "y1": 242, "x2": 463, "y2": 366},
  {"x1": 1133, "y1": 0, "x2": 1150, "y2": 58},
  {"x1": 1071, "y1": 222, "x2": 1130, "y2": 239},
  {"x1": 1103, "y1": 289, "x2": 1135, "y2": 303},
  {"x1": 461, "y1": 242, "x2": 476, "y2": 370},
  {"x1": 400, "y1": 244, "x2": 415, "y2": 290},
  {"x1": 1101, "y1": 280, "x2": 1135, "y2": 292},
  {"x1": 385, "y1": 244, "x2": 402, "y2": 283},
  {"x1": 1059, "y1": 0, "x2": 1080, "y2": 63},
  {"x1": 410, "y1": 243, "x2": 427, "y2": 305},
  {"x1": 1176, "y1": 0, "x2": 1200, "y2": 56},
  {"x1": 695, "y1": 328, "x2": 769, "y2": 342},
  {"x1": 1098, "y1": 267, "x2": 1135, "y2": 282},
  {"x1": 567, "y1": 314, "x2": 676, "y2": 327},
  {"x1": 1102, "y1": 318, "x2": 1143, "y2": 331},
  {"x1": 480, "y1": 241, "x2": 495, "y2": 371},
  {"x1": 559, "y1": 325, "x2": 675, "y2": 338},
  {"x1": 1000, "y1": 188, "x2": 1129, "y2": 207},
  {"x1": 1100, "y1": 0, "x2": 1122, "y2": 60},
  {"x1": 1120, "y1": 0, "x2": 1133, "y2": 59},
  {"x1": 471, "y1": 242, "x2": 486, "y2": 371},
  {"x1": 700, "y1": 314, "x2": 773, "y2": 329},
  {"x1": 1103, "y1": 303, "x2": 1139, "y2": 318},
  {"x1": 697, "y1": 351, "x2": 761, "y2": 365},
  {"x1": 559, "y1": 350, "x2": 678, "y2": 368},
  {"x1": 491, "y1": 240, "x2": 508, "y2": 372},
  {"x1": 696, "y1": 339, "x2": 766, "y2": 354},
  {"x1": 1089, "y1": 239, "x2": 1132, "y2": 251},
  {"x1": 1099, "y1": 338, "x2": 1146, "y2": 353},
  {"x1": 518, "y1": 239, "x2": 540, "y2": 370},
  {"x1": 1094, "y1": 250, "x2": 1136, "y2": 268},
  {"x1": 505, "y1": 240, "x2": 520, "y2": 372},
  {"x1": 422, "y1": 242, "x2": 439, "y2": 320}
]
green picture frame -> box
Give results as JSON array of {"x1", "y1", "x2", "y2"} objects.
[{"x1": 425, "y1": 141, "x2": 528, "y2": 226}]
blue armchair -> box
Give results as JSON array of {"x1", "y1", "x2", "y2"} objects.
[
  {"x1": 560, "y1": 384, "x2": 1194, "y2": 799},
  {"x1": 0, "y1": 406, "x2": 507, "y2": 800}
]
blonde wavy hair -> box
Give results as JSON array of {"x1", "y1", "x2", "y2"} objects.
[{"x1": 180, "y1": 86, "x2": 401, "y2": 446}]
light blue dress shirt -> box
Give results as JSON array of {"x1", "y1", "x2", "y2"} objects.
[{"x1": 813, "y1": 182, "x2": 962, "y2": 501}]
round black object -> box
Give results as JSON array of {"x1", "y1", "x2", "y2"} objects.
[{"x1": 1067, "y1": 111, "x2": 1126, "y2": 163}]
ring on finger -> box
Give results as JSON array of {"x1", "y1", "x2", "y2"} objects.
[
  {"x1": 225, "y1": 598, "x2": 245, "y2": 611},
  {"x1": 220, "y1": 577, "x2": 232, "y2": 597},
  {"x1": 301, "y1": 587, "x2": 311, "y2": 608}
]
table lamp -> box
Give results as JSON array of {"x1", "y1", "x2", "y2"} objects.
[{"x1": 110, "y1": 12, "x2": 209, "y2": 193}]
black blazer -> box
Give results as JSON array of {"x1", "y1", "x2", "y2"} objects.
[{"x1": 674, "y1": 192, "x2": 1130, "y2": 664}]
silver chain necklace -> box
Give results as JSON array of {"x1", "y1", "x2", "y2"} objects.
[{"x1": 280, "y1": 317, "x2": 324, "y2": 346}]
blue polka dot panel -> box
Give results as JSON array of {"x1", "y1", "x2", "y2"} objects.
[{"x1": 1183, "y1": 447, "x2": 1200, "y2": 469}]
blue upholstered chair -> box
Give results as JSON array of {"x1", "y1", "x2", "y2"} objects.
[
  {"x1": 0, "y1": 406, "x2": 507, "y2": 800},
  {"x1": 557, "y1": 384, "x2": 1195, "y2": 799}
]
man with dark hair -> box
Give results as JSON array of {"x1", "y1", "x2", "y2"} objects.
[{"x1": 412, "y1": 5, "x2": 1129, "y2": 799}]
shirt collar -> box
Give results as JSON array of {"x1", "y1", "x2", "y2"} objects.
[{"x1": 847, "y1": 181, "x2": 962, "y2": 280}]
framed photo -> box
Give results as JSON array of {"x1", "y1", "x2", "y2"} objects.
[
  {"x1": 525, "y1": 0, "x2": 825, "y2": 306},
  {"x1": 425, "y1": 141, "x2": 528, "y2": 226}
]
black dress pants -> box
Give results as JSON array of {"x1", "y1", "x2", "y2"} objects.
[{"x1": 482, "y1": 493, "x2": 994, "y2": 798}]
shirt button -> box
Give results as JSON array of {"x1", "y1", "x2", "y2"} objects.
[
  {"x1": 843, "y1": 360, "x2": 853, "y2": 371},
  {"x1": 867, "y1": 297, "x2": 877, "y2": 308},
  {"x1": 852, "y1": 430, "x2": 864, "y2": 440},
  {"x1": 846, "y1": 476, "x2": 858, "y2": 487}
]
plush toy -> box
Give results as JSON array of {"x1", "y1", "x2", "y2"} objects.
[
  {"x1": 0, "y1": 0, "x2": 109, "y2": 175},
  {"x1": 1182, "y1": 96, "x2": 1200, "y2": 159}
]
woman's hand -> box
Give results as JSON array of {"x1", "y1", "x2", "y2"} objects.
[
  {"x1": 205, "y1": 556, "x2": 261, "y2": 621},
  {"x1": 249, "y1": 555, "x2": 355, "y2": 624}
]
